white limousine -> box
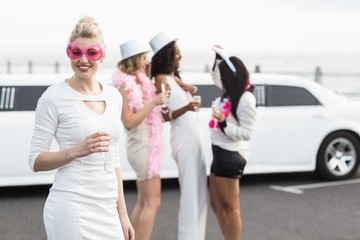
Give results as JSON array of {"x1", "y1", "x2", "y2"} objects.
[{"x1": 1, "y1": 72, "x2": 360, "y2": 187}]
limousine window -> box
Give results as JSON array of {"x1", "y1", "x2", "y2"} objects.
[
  {"x1": 0, "y1": 84, "x2": 273, "y2": 111},
  {"x1": 266, "y1": 85, "x2": 321, "y2": 107},
  {"x1": 253, "y1": 85, "x2": 264, "y2": 107},
  {"x1": 197, "y1": 84, "x2": 262, "y2": 107},
  {"x1": 196, "y1": 84, "x2": 222, "y2": 108},
  {"x1": 0, "y1": 86, "x2": 48, "y2": 111}
]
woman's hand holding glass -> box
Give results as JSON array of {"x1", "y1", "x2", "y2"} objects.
[
  {"x1": 71, "y1": 131, "x2": 111, "y2": 159},
  {"x1": 97, "y1": 128, "x2": 111, "y2": 171},
  {"x1": 191, "y1": 95, "x2": 201, "y2": 112},
  {"x1": 211, "y1": 100, "x2": 220, "y2": 127},
  {"x1": 159, "y1": 81, "x2": 170, "y2": 111},
  {"x1": 152, "y1": 91, "x2": 169, "y2": 108},
  {"x1": 187, "y1": 96, "x2": 201, "y2": 112},
  {"x1": 94, "y1": 129, "x2": 111, "y2": 154},
  {"x1": 212, "y1": 100, "x2": 221, "y2": 113},
  {"x1": 212, "y1": 107, "x2": 225, "y2": 122}
]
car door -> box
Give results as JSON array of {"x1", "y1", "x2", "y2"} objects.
[
  {"x1": 250, "y1": 83, "x2": 327, "y2": 172},
  {"x1": 0, "y1": 85, "x2": 57, "y2": 186}
]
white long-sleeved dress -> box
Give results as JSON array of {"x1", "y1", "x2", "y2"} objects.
[{"x1": 29, "y1": 81, "x2": 125, "y2": 240}]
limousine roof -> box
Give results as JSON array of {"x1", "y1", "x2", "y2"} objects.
[
  {"x1": 0, "y1": 72, "x2": 315, "y2": 87},
  {"x1": 181, "y1": 72, "x2": 318, "y2": 89},
  {"x1": 0, "y1": 73, "x2": 113, "y2": 86}
]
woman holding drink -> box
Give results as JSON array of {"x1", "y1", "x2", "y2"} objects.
[
  {"x1": 209, "y1": 45, "x2": 257, "y2": 240},
  {"x1": 28, "y1": 16, "x2": 134, "y2": 240},
  {"x1": 149, "y1": 32, "x2": 208, "y2": 240},
  {"x1": 112, "y1": 39, "x2": 167, "y2": 240}
]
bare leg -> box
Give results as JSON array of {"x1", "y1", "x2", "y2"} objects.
[
  {"x1": 209, "y1": 174, "x2": 226, "y2": 233},
  {"x1": 130, "y1": 176, "x2": 161, "y2": 240},
  {"x1": 209, "y1": 175, "x2": 242, "y2": 240}
]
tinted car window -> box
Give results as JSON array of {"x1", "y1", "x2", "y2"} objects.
[
  {"x1": 197, "y1": 84, "x2": 260, "y2": 107},
  {"x1": 266, "y1": 85, "x2": 321, "y2": 106},
  {"x1": 253, "y1": 85, "x2": 264, "y2": 107},
  {"x1": 1, "y1": 84, "x2": 218, "y2": 111},
  {"x1": 0, "y1": 86, "x2": 48, "y2": 111},
  {"x1": 196, "y1": 85, "x2": 222, "y2": 108}
]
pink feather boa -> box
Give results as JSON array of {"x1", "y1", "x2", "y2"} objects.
[
  {"x1": 209, "y1": 98, "x2": 231, "y2": 128},
  {"x1": 209, "y1": 82, "x2": 251, "y2": 128},
  {"x1": 112, "y1": 70, "x2": 163, "y2": 179}
]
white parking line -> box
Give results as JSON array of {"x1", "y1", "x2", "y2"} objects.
[
  {"x1": 269, "y1": 178, "x2": 360, "y2": 194},
  {"x1": 269, "y1": 185, "x2": 304, "y2": 194}
]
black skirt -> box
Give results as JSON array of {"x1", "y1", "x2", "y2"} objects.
[{"x1": 210, "y1": 144, "x2": 247, "y2": 179}]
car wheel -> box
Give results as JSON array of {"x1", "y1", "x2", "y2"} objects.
[{"x1": 316, "y1": 132, "x2": 360, "y2": 180}]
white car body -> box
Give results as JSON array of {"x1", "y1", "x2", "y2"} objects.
[{"x1": 0, "y1": 72, "x2": 359, "y2": 187}]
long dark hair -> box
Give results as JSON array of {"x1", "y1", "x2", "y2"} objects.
[
  {"x1": 219, "y1": 56, "x2": 249, "y2": 122},
  {"x1": 151, "y1": 41, "x2": 177, "y2": 78}
]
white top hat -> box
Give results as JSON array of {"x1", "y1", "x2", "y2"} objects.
[
  {"x1": 119, "y1": 39, "x2": 150, "y2": 61},
  {"x1": 149, "y1": 32, "x2": 178, "y2": 55}
]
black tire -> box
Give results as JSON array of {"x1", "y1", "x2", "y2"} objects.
[{"x1": 316, "y1": 131, "x2": 360, "y2": 180}]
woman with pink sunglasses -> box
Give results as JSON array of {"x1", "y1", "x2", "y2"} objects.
[{"x1": 29, "y1": 16, "x2": 134, "y2": 240}]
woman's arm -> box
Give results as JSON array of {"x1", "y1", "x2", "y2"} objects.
[
  {"x1": 119, "y1": 85, "x2": 165, "y2": 130},
  {"x1": 222, "y1": 93, "x2": 257, "y2": 141},
  {"x1": 154, "y1": 74, "x2": 198, "y2": 122},
  {"x1": 32, "y1": 131, "x2": 110, "y2": 172},
  {"x1": 177, "y1": 81, "x2": 198, "y2": 95},
  {"x1": 214, "y1": 93, "x2": 256, "y2": 141},
  {"x1": 166, "y1": 103, "x2": 197, "y2": 121},
  {"x1": 211, "y1": 59, "x2": 224, "y2": 89},
  {"x1": 29, "y1": 93, "x2": 111, "y2": 172},
  {"x1": 115, "y1": 168, "x2": 135, "y2": 240}
]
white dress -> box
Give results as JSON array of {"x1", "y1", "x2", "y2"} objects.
[
  {"x1": 29, "y1": 81, "x2": 125, "y2": 240},
  {"x1": 165, "y1": 75, "x2": 208, "y2": 240}
]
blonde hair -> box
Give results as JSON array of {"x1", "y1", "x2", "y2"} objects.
[
  {"x1": 119, "y1": 53, "x2": 146, "y2": 75},
  {"x1": 69, "y1": 16, "x2": 105, "y2": 47}
]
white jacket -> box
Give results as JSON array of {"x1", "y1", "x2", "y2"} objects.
[{"x1": 210, "y1": 59, "x2": 257, "y2": 159}]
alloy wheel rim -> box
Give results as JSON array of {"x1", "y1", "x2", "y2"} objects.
[{"x1": 325, "y1": 137, "x2": 356, "y2": 176}]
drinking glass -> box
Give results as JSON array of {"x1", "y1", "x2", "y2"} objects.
[
  {"x1": 97, "y1": 127, "x2": 110, "y2": 172},
  {"x1": 160, "y1": 81, "x2": 170, "y2": 108},
  {"x1": 212, "y1": 100, "x2": 221, "y2": 114},
  {"x1": 192, "y1": 95, "x2": 201, "y2": 112},
  {"x1": 211, "y1": 100, "x2": 221, "y2": 129}
]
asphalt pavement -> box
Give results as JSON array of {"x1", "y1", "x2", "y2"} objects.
[{"x1": 1, "y1": 170, "x2": 360, "y2": 240}]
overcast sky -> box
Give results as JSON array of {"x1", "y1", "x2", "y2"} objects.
[{"x1": 0, "y1": 0, "x2": 359, "y2": 62}]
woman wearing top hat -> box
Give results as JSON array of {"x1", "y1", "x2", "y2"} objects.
[
  {"x1": 112, "y1": 39, "x2": 168, "y2": 240},
  {"x1": 149, "y1": 32, "x2": 208, "y2": 240}
]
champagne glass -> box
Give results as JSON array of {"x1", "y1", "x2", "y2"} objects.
[
  {"x1": 160, "y1": 81, "x2": 168, "y2": 109},
  {"x1": 212, "y1": 100, "x2": 221, "y2": 114},
  {"x1": 97, "y1": 127, "x2": 110, "y2": 172},
  {"x1": 212, "y1": 100, "x2": 221, "y2": 130},
  {"x1": 192, "y1": 95, "x2": 201, "y2": 112}
]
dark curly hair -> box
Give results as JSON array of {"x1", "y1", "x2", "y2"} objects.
[
  {"x1": 151, "y1": 41, "x2": 177, "y2": 78},
  {"x1": 219, "y1": 56, "x2": 249, "y2": 122}
]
